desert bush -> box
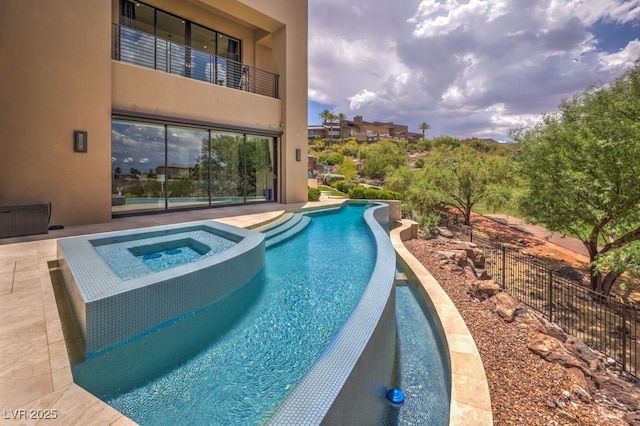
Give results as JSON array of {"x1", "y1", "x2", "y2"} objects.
[{"x1": 308, "y1": 187, "x2": 321, "y2": 201}]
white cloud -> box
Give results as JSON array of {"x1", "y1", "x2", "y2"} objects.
[
  {"x1": 308, "y1": 0, "x2": 640, "y2": 138},
  {"x1": 349, "y1": 89, "x2": 378, "y2": 110}
]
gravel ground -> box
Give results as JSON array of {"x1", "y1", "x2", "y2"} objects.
[{"x1": 404, "y1": 237, "x2": 633, "y2": 426}]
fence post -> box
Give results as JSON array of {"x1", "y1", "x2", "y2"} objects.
[
  {"x1": 501, "y1": 246, "x2": 506, "y2": 289},
  {"x1": 548, "y1": 270, "x2": 554, "y2": 322},
  {"x1": 621, "y1": 305, "x2": 628, "y2": 375}
]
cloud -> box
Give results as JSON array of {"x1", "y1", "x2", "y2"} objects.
[
  {"x1": 308, "y1": 0, "x2": 640, "y2": 138},
  {"x1": 349, "y1": 89, "x2": 378, "y2": 110}
]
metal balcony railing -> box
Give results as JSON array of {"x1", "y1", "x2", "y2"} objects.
[{"x1": 112, "y1": 23, "x2": 279, "y2": 99}]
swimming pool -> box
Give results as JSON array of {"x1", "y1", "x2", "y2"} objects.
[
  {"x1": 57, "y1": 221, "x2": 262, "y2": 355},
  {"x1": 69, "y1": 203, "x2": 449, "y2": 424}
]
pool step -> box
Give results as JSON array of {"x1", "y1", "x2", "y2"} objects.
[
  {"x1": 261, "y1": 213, "x2": 304, "y2": 239},
  {"x1": 264, "y1": 214, "x2": 311, "y2": 248},
  {"x1": 252, "y1": 212, "x2": 295, "y2": 233},
  {"x1": 394, "y1": 271, "x2": 410, "y2": 286}
]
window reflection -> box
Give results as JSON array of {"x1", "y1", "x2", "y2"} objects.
[
  {"x1": 111, "y1": 121, "x2": 166, "y2": 213},
  {"x1": 210, "y1": 132, "x2": 244, "y2": 202},
  {"x1": 166, "y1": 126, "x2": 209, "y2": 209},
  {"x1": 112, "y1": 120, "x2": 276, "y2": 215},
  {"x1": 246, "y1": 135, "x2": 275, "y2": 201}
]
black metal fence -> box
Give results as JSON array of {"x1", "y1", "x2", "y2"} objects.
[
  {"x1": 449, "y1": 224, "x2": 638, "y2": 379},
  {"x1": 112, "y1": 24, "x2": 279, "y2": 99}
]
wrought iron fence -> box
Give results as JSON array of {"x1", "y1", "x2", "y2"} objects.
[
  {"x1": 449, "y1": 224, "x2": 638, "y2": 379},
  {"x1": 112, "y1": 24, "x2": 279, "y2": 99}
]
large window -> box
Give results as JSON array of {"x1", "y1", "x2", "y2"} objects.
[
  {"x1": 166, "y1": 126, "x2": 209, "y2": 209},
  {"x1": 119, "y1": 0, "x2": 241, "y2": 79},
  {"x1": 112, "y1": 121, "x2": 166, "y2": 213},
  {"x1": 112, "y1": 119, "x2": 277, "y2": 215},
  {"x1": 245, "y1": 135, "x2": 275, "y2": 201}
]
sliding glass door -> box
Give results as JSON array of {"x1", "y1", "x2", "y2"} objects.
[
  {"x1": 112, "y1": 119, "x2": 277, "y2": 215},
  {"x1": 166, "y1": 126, "x2": 209, "y2": 209},
  {"x1": 245, "y1": 135, "x2": 275, "y2": 201},
  {"x1": 111, "y1": 120, "x2": 166, "y2": 213},
  {"x1": 209, "y1": 131, "x2": 244, "y2": 203}
]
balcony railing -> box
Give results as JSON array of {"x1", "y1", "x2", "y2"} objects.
[{"x1": 112, "y1": 23, "x2": 279, "y2": 99}]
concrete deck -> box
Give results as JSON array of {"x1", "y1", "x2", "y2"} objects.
[{"x1": 0, "y1": 200, "x2": 491, "y2": 425}]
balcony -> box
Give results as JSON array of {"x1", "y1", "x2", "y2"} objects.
[{"x1": 112, "y1": 24, "x2": 279, "y2": 99}]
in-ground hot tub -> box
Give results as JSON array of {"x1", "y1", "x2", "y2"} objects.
[{"x1": 57, "y1": 221, "x2": 265, "y2": 356}]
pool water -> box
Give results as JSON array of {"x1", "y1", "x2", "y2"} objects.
[
  {"x1": 138, "y1": 246, "x2": 202, "y2": 272},
  {"x1": 73, "y1": 204, "x2": 377, "y2": 424},
  {"x1": 92, "y1": 230, "x2": 235, "y2": 280},
  {"x1": 71, "y1": 204, "x2": 451, "y2": 425},
  {"x1": 386, "y1": 284, "x2": 451, "y2": 425}
]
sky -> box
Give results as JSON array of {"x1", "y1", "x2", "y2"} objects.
[{"x1": 307, "y1": 0, "x2": 640, "y2": 140}]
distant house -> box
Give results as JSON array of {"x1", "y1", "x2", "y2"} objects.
[{"x1": 309, "y1": 115, "x2": 422, "y2": 142}]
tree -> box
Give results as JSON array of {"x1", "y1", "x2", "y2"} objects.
[
  {"x1": 418, "y1": 121, "x2": 431, "y2": 138},
  {"x1": 361, "y1": 140, "x2": 406, "y2": 180},
  {"x1": 342, "y1": 139, "x2": 360, "y2": 157},
  {"x1": 337, "y1": 157, "x2": 357, "y2": 181},
  {"x1": 432, "y1": 135, "x2": 460, "y2": 149},
  {"x1": 420, "y1": 145, "x2": 494, "y2": 225},
  {"x1": 515, "y1": 62, "x2": 640, "y2": 297},
  {"x1": 319, "y1": 109, "x2": 334, "y2": 140},
  {"x1": 337, "y1": 112, "x2": 347, "y2": 140}
]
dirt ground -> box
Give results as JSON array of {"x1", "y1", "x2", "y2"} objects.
[
  {"x1": 466, "y1": 212, "x2": 640, "y2": 308},
  {"x1": 469, "y1": 213, "x2": 590, "y2": 270}
]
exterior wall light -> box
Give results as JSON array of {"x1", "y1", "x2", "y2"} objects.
[{"x1": 74, "y1": 130, "x2": 88, "y2": 153}]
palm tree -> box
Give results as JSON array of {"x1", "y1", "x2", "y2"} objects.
[
  {"x1": 418, "y1": 121, "x2": 431, "y2": 139},
  {"x1": 336, "y1": 112, "x2": 347, "y2": 140},
  {"x1": 319, "y1": 109, "x2": 333, "y2": 140}
]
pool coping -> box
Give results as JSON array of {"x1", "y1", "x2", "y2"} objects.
[{"x1": 391, "y1": 219, "x2": 494, "y2": 425}]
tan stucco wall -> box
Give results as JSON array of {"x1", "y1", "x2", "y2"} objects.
[
  {"x1": 244, "y1": 0, "x2": 309, "y2": 204},
  {"x1": 0, "y1": 1, "x2": 113, "y2": 226},
  {"x1": 112, "y1": 62, "x2": 282, "y2": 130},
  {"x1": 0, "y1": 0, "x2": 307, "y2": 226}
]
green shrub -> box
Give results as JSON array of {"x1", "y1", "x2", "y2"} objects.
[
  {"x1": 379, "y1": 189, "x2": 402, "y2": 200},
  {"x1": 348, "y1": 185, "x2": 367, "y2": 199},
  {"x1": 308, "y1": 187, "x2": 321, "y2": 201},
  {"x1": 322, "y1": 173, "x2": 345, "y2": 186},
  {"x1": 334, "y1": 180, "x2": 356, "y2": 194},
  {"x1": 365, "y1": 187, "x2": 381, "y2": 199}
]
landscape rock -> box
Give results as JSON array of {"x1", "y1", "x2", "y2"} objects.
[
  {"x1": 437, "y1": 227, "x2": 454, "y2": 238},
  {"x1": 436, "y1": 250, "x2": 468, "y2": 267},
  {"x1": 537, "y1": 317, "x2": 568, "y2": 343},
  {"x1": 623, "y1": 412, "x2": 640, "y2": 425},
  {"x1": 573, "y1": 386, "x2": 591, "y2": 402},
  {"x1": 527, "y1": 332, "x2": 584, "y2": 370},
  {"x1": 596, "y1": 377, "x2": 640, "y2": 411},
  {"x1": 491, "y1": 292, "x2": 522, "y2": 322},
  {"x1": 474, "y1": 267, "x2": 492, "y2": 280},
  {"x1": 565, "y1": 367, "x2": 592, "y2": 395},
  {"x1": 564, "y1": 335, "x2": 601, "y2": 371},
  {"x1": 513, "y1": 310, "x2": 545, "y2": 332},
  {"x1": 471, "y1": 280, "x2": 502, "y2": 300},
  {"x1": 467, "y1": 247, "x2": 486, "y2": 268}
]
